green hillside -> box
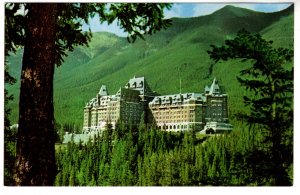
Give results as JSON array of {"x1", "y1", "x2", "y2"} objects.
[{"x1": 6, "y1": 5, "x2": 294, "y2": 128}]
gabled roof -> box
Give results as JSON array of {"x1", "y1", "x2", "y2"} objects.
[
  {"x1": 125, "y1": 76, "x2": 156, "y2": 96},
  {"x1": 98, "y1": 85, "x2": 108, "y2": 96},
  {"x1": 204, "y1": 86, "x2": 210, "y2": 93},
  {"x1": 149, "y1": 93, "x2": 205, "y2": 105}
]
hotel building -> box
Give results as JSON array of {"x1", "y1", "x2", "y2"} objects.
[{"x1": 83, "y1": 76, "x2": 229, "y2": 133}]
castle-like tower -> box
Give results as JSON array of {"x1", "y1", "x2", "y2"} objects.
[
  {"x1": 149, "y1": 78, "x2": 229, "y2": 131},
  {"x1": 83, "y1": 76, "x2": 230, "y2": 133},
  {"x1": 83, "y1": 76, "x2": 157, "y2": 134}
]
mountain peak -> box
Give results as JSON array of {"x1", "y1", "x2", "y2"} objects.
[{"x1": 213, "y1": 5, "x2": 255, "y2": 17}]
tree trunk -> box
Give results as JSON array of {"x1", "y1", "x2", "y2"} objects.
[{"x1": 14, "y1": 3, "x2": 57, "y2": 186}]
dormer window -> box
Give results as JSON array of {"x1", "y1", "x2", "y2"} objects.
[
  {"x1": 140, "y1": 81, "x2": 144, "y2": 87},
  {"x1": 133, "y1": 82, "x2": 137, "y2": 88}
]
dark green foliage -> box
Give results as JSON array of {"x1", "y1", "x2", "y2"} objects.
[
  {"x1": 207, "y1": 29, "x2": 293, "y2": 185},
  {"x1": 106, "y1": 4, "x2": 172, "y2": 42},
  {"x1": 4, "y1": 3, "x2": 21, "y2": 186},
  {"x1": 4, "y1": 69, "x2": 17, "y2": 185},
  {"x1": 55, "y1": 124, "x2": 281, "y2": 186},
  {"x1": 4, "y1": 125, "x2": 17, "y2": 186}
]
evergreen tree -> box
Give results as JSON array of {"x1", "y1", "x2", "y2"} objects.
[
  {"x1": 137, "y1": 155, "x2": 143, "y2": 186},
  {"x1": 53, "y1": 122, "x2": 274, "y2": 186},
  {"x1": 68, "y1": 168, "x2": 76, "y2": 186},
  {"x1": 194, "y1": 146, "x2": 204, "y2": 185},
  {"x1": 4, "y1": 3, "x2": 22, "y2": 186},
  {"x1": 54, "y1": 172, "x2": 62, "y2": 186},
  {"x1": 208, "y1": 29, "x2": 293, "y2": 185},
  {"x1": 159, "y1": 151, "x2": 172, "y2": 186}
]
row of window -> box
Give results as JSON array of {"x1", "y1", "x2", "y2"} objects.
[
  {"x1": 157, "y1": 124, "x2": 196, "y2": 130},
  {"x1": 108, "y1": 107, "x2": 119, "y2": 111},
  {"x1": 156, "y1": 119, "x2": 196, "y2": 123},
  {"x1": 211, "y1": 103, "x2": 224, "y2": 107},
  {"x1": 154, "y1": 110, "x2": 189, "y2": 115},
  {"x1": 155, "y1": 115, "x2": 193, "y2": 119},
  {"x1": 151, "y1": 104, "x2": 197, "y2": 108}
]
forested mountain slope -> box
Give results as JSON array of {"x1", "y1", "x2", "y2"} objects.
[{"x1": 6, "y1": 5, "x2": 294, "y2": 128}]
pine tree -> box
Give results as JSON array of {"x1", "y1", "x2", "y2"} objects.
[
  {"x1": 137, "y1": 155, "x2": 143, "y2": 186},
  {"x1": 208, "y1": 29, "x2": 293, "y2": 185},
  {"x1": 68, "y1": 168, "x2": 76, "y2": 186},
  {"x1": 160, "y1": 151, "x2": 172, "y2": 186},
  {"x1": 54, "y1": 172, "x2": 62, "y2": 186},
  {"x1": 194, "y1": 146, "x2": 205, "y2": 185},
  {"x1": 4, "y1": 5, "x2": 22, "y2": 185}
]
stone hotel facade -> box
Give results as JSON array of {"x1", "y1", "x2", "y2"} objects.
[{"x1": 83, "y1": 76, "x2": 229, "y2": 133}]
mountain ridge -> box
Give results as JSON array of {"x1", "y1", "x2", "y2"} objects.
[{"x1": 6, "y1": 5, "x2": 294, "y2": 127}]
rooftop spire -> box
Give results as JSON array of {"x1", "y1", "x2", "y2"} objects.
[{"x1": 209, "y1": 78, "x2": 220, "y2": 94}]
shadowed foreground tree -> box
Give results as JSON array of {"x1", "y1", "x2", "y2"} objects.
[
  {"x1": 5, "y1": 3, "x2": 172, "y2": 186},
  {"x1": 5, "y1": 3, "x2": 25, "y2": 185},
  {"x1": 207, "y1": 29, "x2": 293, "y2": 185},
  {"x1": 4, "y1": 59, "x2": 17, "y2": 186}
]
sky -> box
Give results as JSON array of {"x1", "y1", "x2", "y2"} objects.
[{"x1": 82, "y1": 3, "x2": 293, "y2": 37}]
